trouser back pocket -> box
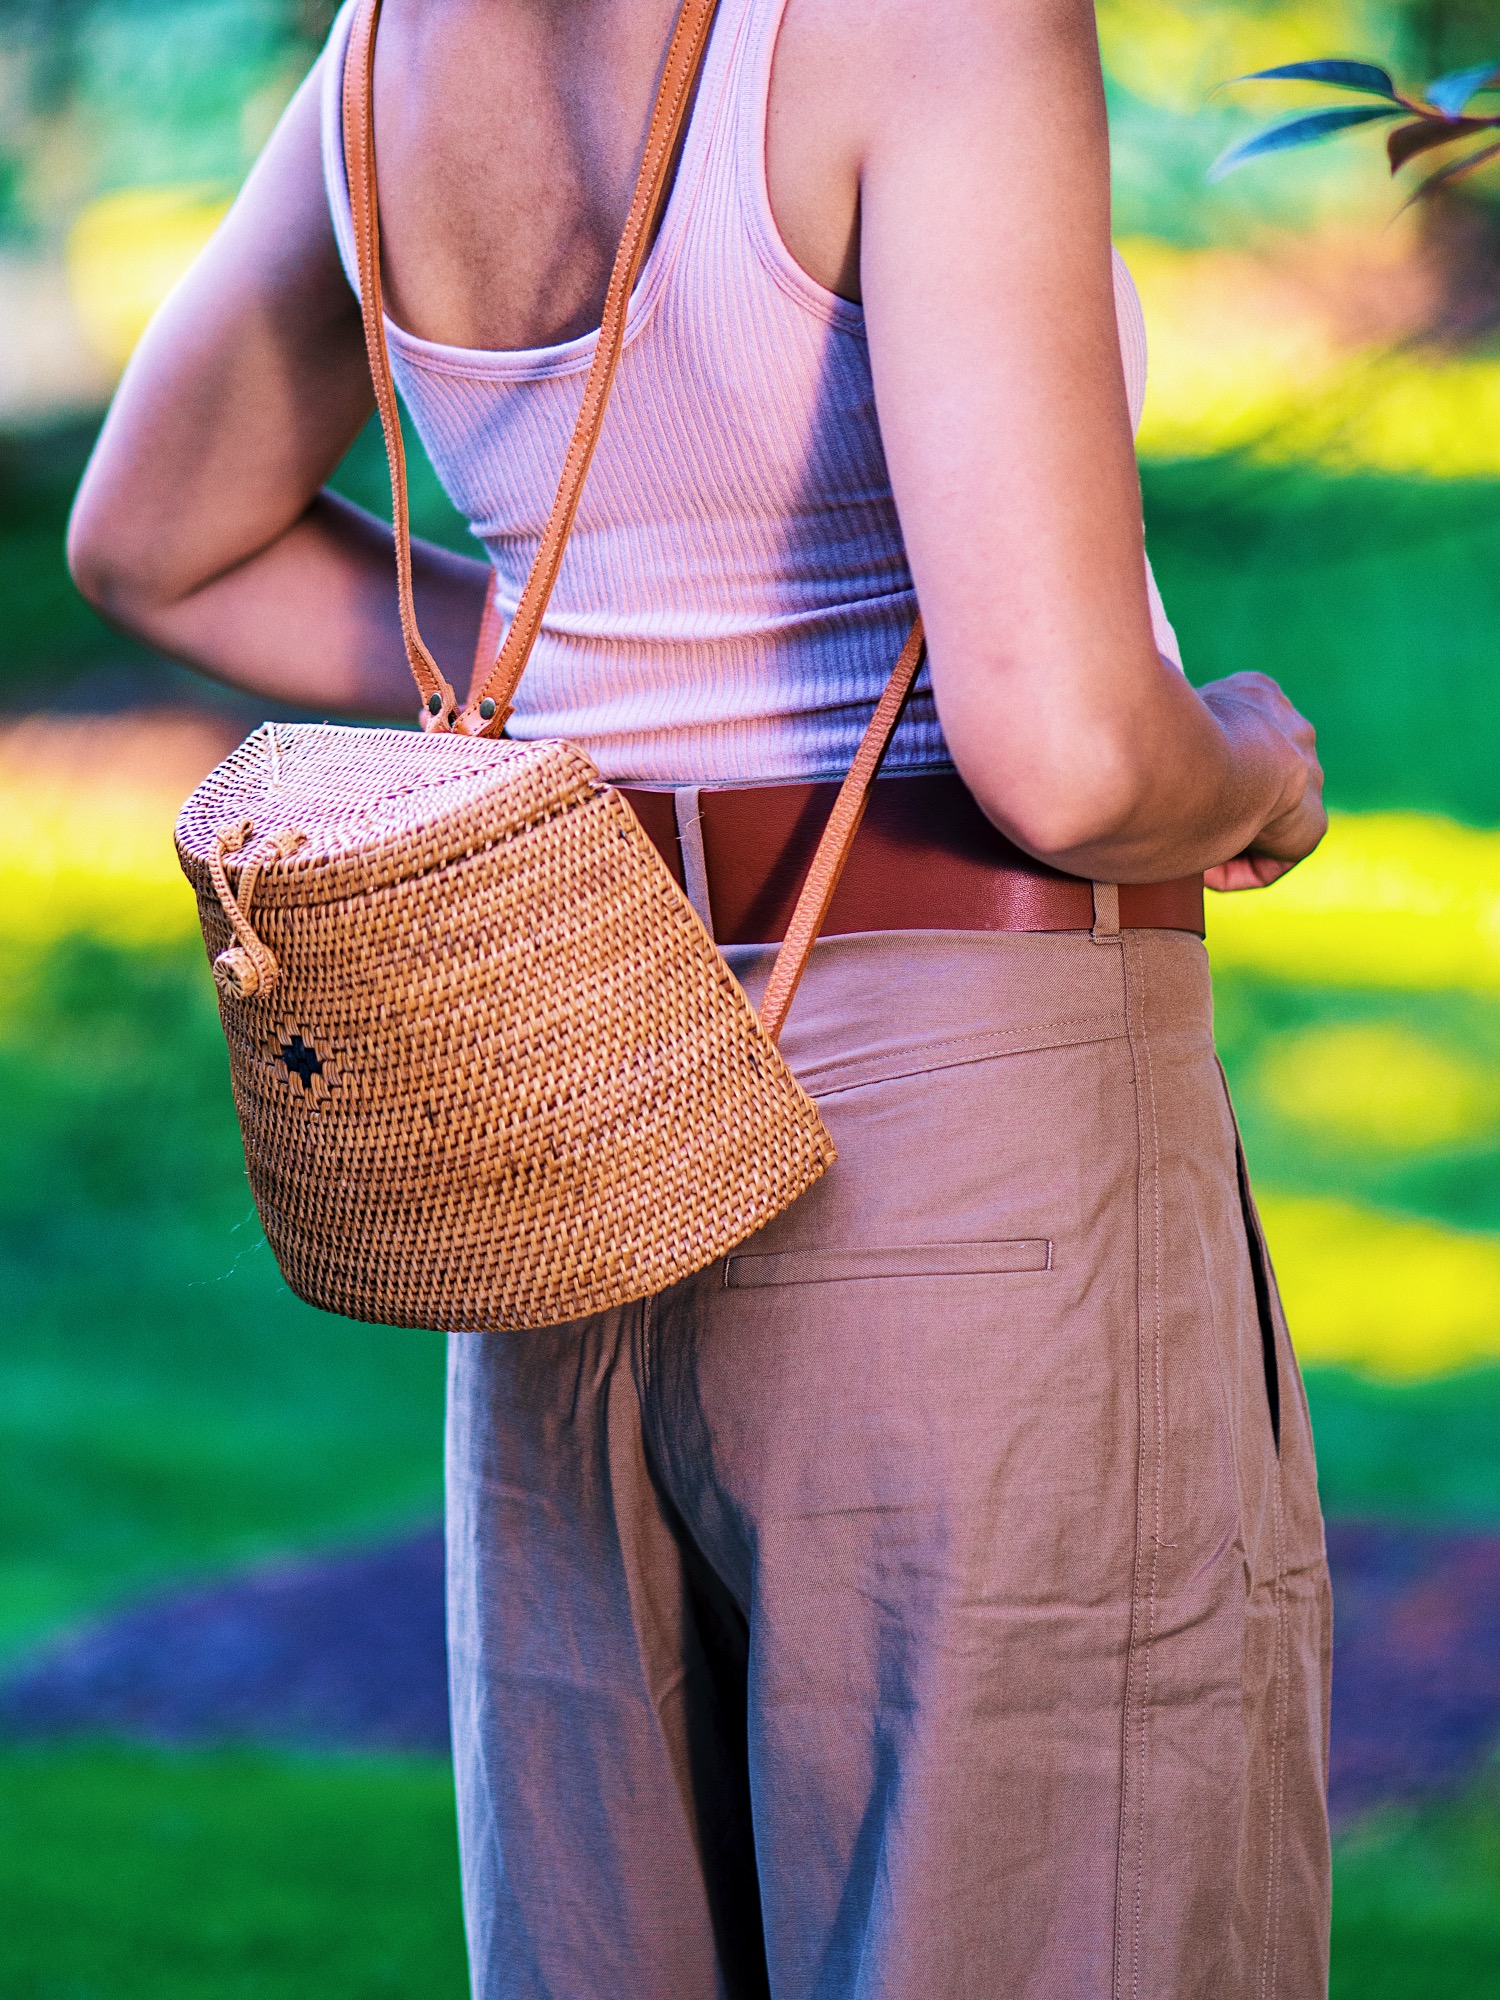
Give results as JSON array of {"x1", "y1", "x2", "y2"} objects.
[{"x1": 725, "y1": 1239, "x2": 1053, "y2": 1288}]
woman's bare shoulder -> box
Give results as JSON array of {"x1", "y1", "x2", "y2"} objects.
[
  {"x1": 769, "y1": 0, "x2": 1105, "y2": 301},
  {"x1": 778, "y1": 0, "x2": 1101, "y2": 105}
]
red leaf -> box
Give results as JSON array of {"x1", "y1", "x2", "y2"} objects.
[
  {"x1": 1403, "y1": 134, "x2": 1500, "y2": 207},
  {"x1": 1388, "y1": 116, "x2": 1491, "y2": 172}
]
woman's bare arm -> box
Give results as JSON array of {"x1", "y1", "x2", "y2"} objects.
[
  {"x1": 776, "y1": 0, "x2": 1325, "y2": 887},
  {"x1": 66, "y1": 64, "x2": 489, "y2": 721}
]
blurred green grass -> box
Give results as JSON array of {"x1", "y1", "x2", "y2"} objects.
[
  {"x1": 1331, "y1": 1777, "x2": 1500, "y2": 1999},
  {"x1": 0, "y1": 1746, "x2": 467, "y2": 2000},
  {"x1": 1142, "y1": 457, "x2": 1500, "y2": 825},
  {"x1": 1213, "y1": 976, "x2": 1500, "y2": 1231}
]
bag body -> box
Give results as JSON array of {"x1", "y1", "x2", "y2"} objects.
[
  {"x1": 175, "y1": 725, "x2": 832, "y2": 1330},
  {"x1": 176, "y1": 0, "x2": 924, "y2": 1331}
]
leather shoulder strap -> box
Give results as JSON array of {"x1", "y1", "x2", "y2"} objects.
[
  {"x1": 461, "y1": 0, "x2": 721, "y2": 736},
  {"x1": 342, "y1": 0, "x2": 456, "y2": 725},
  {"x1": 342, "y1": 0, "x2": 927, "y2": 1040}
]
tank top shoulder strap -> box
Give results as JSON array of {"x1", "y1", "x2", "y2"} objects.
[
  {"x1": 320, "y1": 0, "x2": 361, "y2": 302},
  {"x1": 700, "y1": 0, "x2": 868, "y2": 332},
  {"x1": 633, "y1": 0, "x2": 762, "y2": 283}
]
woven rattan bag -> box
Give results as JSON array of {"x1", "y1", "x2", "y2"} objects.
[{"x1": 175, "y1": 0, "x2": 926, "y2": 1333}]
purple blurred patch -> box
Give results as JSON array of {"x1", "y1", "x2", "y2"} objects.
[
  {"x1": 1327, "y1": 1520, "x2": 1500, "y2": 1824},
  {"x1": 0, "y1": 1527, "x2": 449, "y2": 1753},
  {"x1": 3, "y1": 1521, "x2": 1499, "y2": 1824}
]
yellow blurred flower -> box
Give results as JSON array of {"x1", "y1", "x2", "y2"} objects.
[
  {"x1": 1206, "y1": 811, "x2": 1500, "y2": 994},
  {"x1": 66, "y1": 185, "x2": 231, "y2": 372},
  {"x1": 1261, "y1": 1192, "x2": 1500, "y2": 1377},
  {"x1": 1123, "y1": 236, "x2": 1500, "y2": 476},
  {"x1": 1258, "y1": 1020, "x2": 1500, "y2": 1149},
  {"x1": 1098, "y1": 0, "x2": 1378, "y2": 115},
  {"x1": 0, "y1": 714, "x2": 228, "y2": 946}
]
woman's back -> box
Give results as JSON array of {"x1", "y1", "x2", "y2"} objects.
[
  {"x1": 322, "y1": 0, "x2": 1175, "y2": 784},
  {"x1": 322, "y1": 0, "x2": 921, "y2": 781}
]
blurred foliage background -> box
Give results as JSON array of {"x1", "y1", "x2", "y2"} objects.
[{"x1": 5, "y1": 0, "x2": 1500, "y2": 1994}]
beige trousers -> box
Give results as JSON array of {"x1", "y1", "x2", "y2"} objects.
[{"x1": 446, "y1": 928, "x2": 1332, "y2": 2000}]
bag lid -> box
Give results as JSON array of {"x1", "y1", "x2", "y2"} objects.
[{"x1": 175, "y1": 722, "x2": 598, "y2": 905}]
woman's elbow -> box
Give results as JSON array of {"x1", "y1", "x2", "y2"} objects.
[
  {"x1": 66, "y1": 492, "x2": 166, "y2": 629},
  {"x1": 65, "y1": 506, "x2": 114, "y2": 615},
  {"x1": 961, "y1": 735, "x2": 1158, "y2": 870}
]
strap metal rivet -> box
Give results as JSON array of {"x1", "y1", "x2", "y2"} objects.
[
  {"x1": 479, "y1": 698, "x2": 497, "y2": 720},
  {"x1": 427, "y1": 692, "x2": 443, "y2": 716}
]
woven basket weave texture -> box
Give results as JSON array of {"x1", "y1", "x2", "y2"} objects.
[{"x1": 176, "y1": 724, "x2": 835, "y2": 1331}]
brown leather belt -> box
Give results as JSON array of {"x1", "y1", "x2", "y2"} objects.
[{"x1": 618, "y1": 773, "x2": 1204, "y2": 945}]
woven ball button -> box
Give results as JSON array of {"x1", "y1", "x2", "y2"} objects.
[
  {"x1": 479, "y1": 699, "x2": 497, "y2": 720},
  {"x1": 212, "y1": 945, "x2": 261, "y2": 1000}
]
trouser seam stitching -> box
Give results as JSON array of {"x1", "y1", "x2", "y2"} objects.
[
  {"x1": 1260, "y1": 1478, "x2": 1291, "y2": 1999},
  {"x1": 1138, "y1": 943, "x2": 1165, "y2": 2000},
  {"x1": 1111, "y1": 930, "x2": 1161, "y2": 2000}
]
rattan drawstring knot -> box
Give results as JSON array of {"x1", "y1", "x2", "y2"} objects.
[{"x1": 207, "y1": 819, "x2": 306, "y2": 1000}]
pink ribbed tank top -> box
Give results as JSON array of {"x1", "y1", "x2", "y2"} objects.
[{"x1": 320, "y1": 0, "x2": 1180, "y2": 786}]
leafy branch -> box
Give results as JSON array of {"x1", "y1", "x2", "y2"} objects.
[{"x1": 1211, "y1": 58, "x2": 1500, "y2": 201}]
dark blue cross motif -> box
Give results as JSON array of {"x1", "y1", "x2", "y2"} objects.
[{"x1": 279, "y1": 1035, "x2": 324, "y2": 1089}]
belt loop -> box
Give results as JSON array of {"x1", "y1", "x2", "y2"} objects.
[
  {"x1": 1091, "y1": 881, "x2": 1120, "y2": 943},
  {"x1": 674, "y1": 787, "x2": 715, "y2": 941}
]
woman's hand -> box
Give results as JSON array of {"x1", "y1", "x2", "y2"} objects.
[{"x1": 1199, "y1": 673, "x2": 1326, "y2": 893}]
